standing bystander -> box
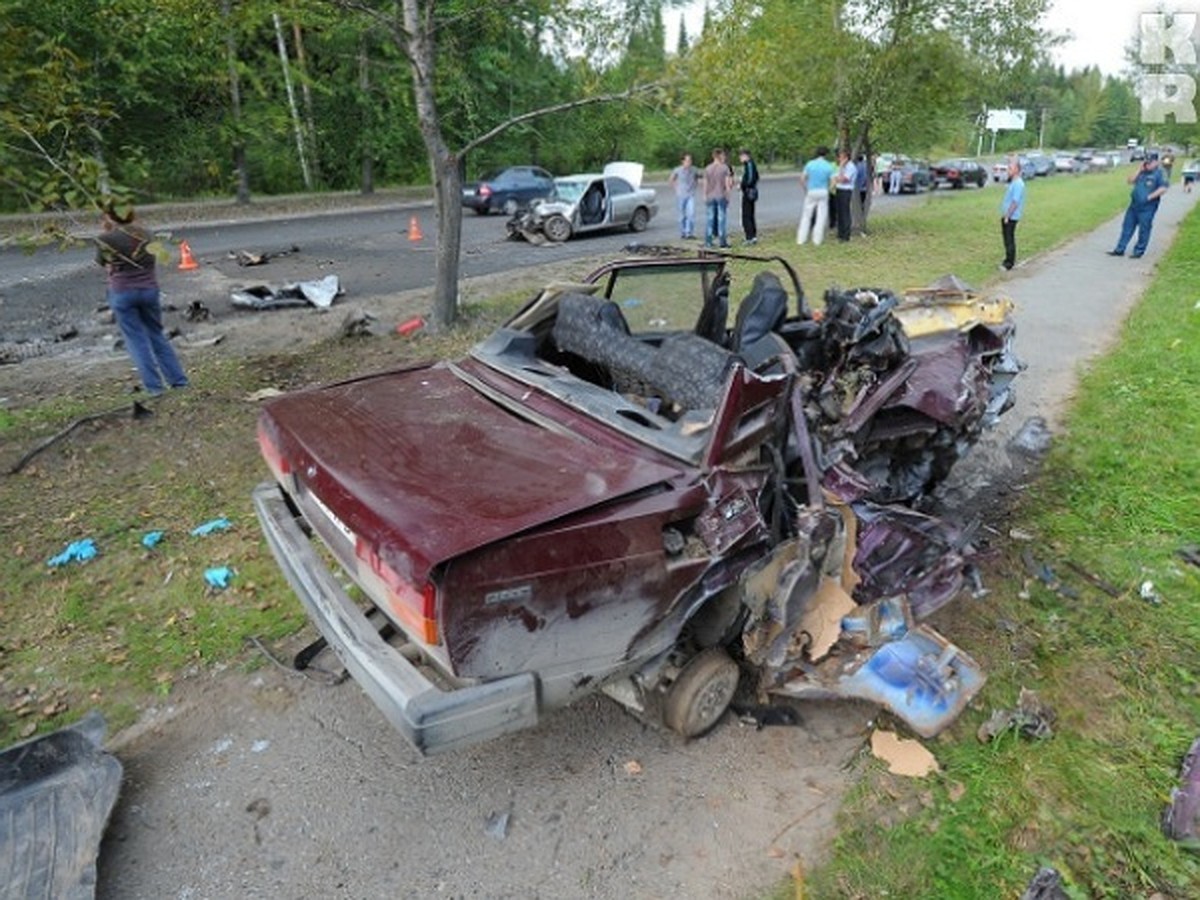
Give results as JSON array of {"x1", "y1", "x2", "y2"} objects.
[
  {"x1": 999, "y1": 156, "x2": 1026, "y2": 270},
  {"x1": 834, "y1": 148, "x2": 856, "y2": 242},
  {"x1": 95, "y1": 204, "x2": 189, "y2": 395},
  {"x1": 738, "y1": 149, "x2": 760, "y2": 244},
  {"x1": 796, "y1": 146, "x2": 836, "y2": 245},
  {"x1": 668, "y1": 153, "x2": 698, "y2": 239},
  {"x1": 1108, "y1": 152, "x2": 1169, "y2": 258},
  {"x1": 704, "y1": 148, "x2": 734, "y2": 249}
]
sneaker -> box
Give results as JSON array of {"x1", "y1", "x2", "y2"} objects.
[
  {"x1": 745, "y1": 237, "x2": 758, "y2": 245},
  {"x1": 1130, "y1": 252, "x2": 1144, "y2": 258},
  {"x1": 1106, "y1": 250, "x2": 1124, "y2": 256},
  {"x1": 719, "y1": 243, "x2": 731, "y2": 249}
]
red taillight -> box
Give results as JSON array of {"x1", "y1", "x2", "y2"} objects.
[
  {"x1": 356, "y1": 537, "x2": 438, "y2": 645},
  {"x1": 479, "y1": 184, "x2": 492, "y2": 198},
  {"x1": 257, "y1": 421, "x2": 291, "y2": 477}
]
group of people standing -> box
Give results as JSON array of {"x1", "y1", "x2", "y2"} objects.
[
  {"x1": 796, "y1": 147, "x2": 871, "y2": 245},
  {"x1": 668, "y1": 147, "x2": 759, "y2": 248}
]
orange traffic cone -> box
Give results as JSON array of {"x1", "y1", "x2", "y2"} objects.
[
  {"x1": 407, "y1": 216, "x2": 423, "y2": 242},
  {"x1": 178, "y1": 240, "x2": 199, "y2": 271}
]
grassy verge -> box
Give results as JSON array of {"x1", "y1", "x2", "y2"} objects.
[
  {"x1": 803, "y1": 198, "x2": 1200, "y2": 896},
  {"x1": 0, "y1": 169, "x2": 1132, "y2": 750}
]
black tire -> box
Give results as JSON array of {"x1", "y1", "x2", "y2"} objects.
[
  {"x1": 663, "y1": 647, "x2": 739, "y2": 738},
  {"x1": 473, "y1": 208, "x2": 489, "y2": 216},
  {"x1": 543, "y1": 214, "x2": 572, "y2": 243},
  {"x1": 629, "y1": 207, "x2": 649, "y2": 232}
]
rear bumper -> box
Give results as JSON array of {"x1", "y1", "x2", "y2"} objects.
[{"x1": 252, "y1": 481, "x2": 539, "y2": 755}]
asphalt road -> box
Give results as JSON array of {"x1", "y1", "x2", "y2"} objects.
[{"x1": 0, "y1": 174, "x2": 922, "y2": 341}]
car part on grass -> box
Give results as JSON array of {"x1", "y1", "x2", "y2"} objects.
[
  {"x1": 976, "y1": 688, "x2": 1055, "y2": 742},
  {"x1": 1163, "y1": 736, "x2": 1200, "y2": 847},
  {"x1": 1020, "y1": 866, "x2": 1070, "y2": 900},
  {"x1": 0, "y1": 711, "x2": 122, "y2": 900},
  {"x1": 253, "y1": 249, "x2": 1018, "y2": 753},
  {"x1": 231, "y1": 274, "x2": 341, "y2": 310}
]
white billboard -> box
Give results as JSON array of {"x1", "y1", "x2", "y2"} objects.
[{"x1": 986, "y1": 108, "x2": 1028, "y2": 131}]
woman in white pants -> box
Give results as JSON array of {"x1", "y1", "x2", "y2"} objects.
[{"x1": 797, "y1": 145, "x2": 836, "y2": 245}]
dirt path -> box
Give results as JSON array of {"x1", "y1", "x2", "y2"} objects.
[{"x1": 43, "y1": 185, "x2": 1200, "y2": 898}]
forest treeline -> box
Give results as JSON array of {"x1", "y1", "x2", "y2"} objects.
[{"x1": 1, "y1": 0, "x2": 1191, "y2": 215}]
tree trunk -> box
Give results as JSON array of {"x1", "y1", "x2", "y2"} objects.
[
  {"x1": 222, "y1": 0, "x2": 250, "y2": 204},
  {"x1": 402, "y1": 0, "x2": 460, "y2": 328},
  {"x1": 292, "y1": 21, "x2": 321, "y2": 184},
  {"x1": 273, "y1": 12, "x2": 312, "y2": 191},
  {"x1": 359, "y1": 33, "x2": 373, "y2": 195}
]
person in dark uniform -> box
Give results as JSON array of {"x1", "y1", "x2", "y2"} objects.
[{"x1": 738, "y1": 149, "x2": 760, "y2": 245}]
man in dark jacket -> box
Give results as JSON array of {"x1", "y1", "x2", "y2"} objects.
[{"x1": 738, "y1": 149, "x2": 760, "y2": 245}]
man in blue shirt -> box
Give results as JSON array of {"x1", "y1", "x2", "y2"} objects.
[
  {"x1": 1108, "y1": 152, "x2": 1170, "y2": 258},
  {"x1": 1000, "y1": 157, "x2": 1026, "y2": 270},
  {"x1": 797, "y1": 146, "x2": 836, "y2": 245}
]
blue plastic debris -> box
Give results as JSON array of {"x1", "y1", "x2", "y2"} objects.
[
  {"x1": 47, "y1": 539, "x2": 98, "y2": 567},
  {"x1": 141, "y1": 531, "x2": 165, "y2": 549},
  {"x1": 204, "y1": 566, "x2": 234, "y2": 589},
  {"x1": 191, "y1": 518, "x2": 232, "y2": 537}
]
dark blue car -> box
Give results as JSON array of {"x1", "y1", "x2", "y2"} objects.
[{"x1": 461, "y1": 166, "x2": 555, "y2": 216}]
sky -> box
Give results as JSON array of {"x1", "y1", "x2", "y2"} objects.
[{"x1": 663, "y1": 0, "x2": 1140, "y2": 77}]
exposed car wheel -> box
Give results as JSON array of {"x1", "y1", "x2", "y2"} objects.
[
  {"x1": 543, "y1": 214, "x2": 572, "y2": 243},
  {"x1": 663, "y1": 647, "x2": 739, "y2": 738},
  {"x1": 629, "y1": 207, "x2": 649, "y2": 232},
  {"x1": 473, "y1": 208, "x2": 489, "y2": 216},
  {"x1": 502, "y1": 198, "x2": 519, "y2": 216}
]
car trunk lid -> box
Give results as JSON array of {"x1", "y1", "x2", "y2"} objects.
[{"x1": 259, "y1": 362, "x2": 682, "y2": 585}]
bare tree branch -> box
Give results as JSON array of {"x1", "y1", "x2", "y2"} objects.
[{"x1": 459, "y1": 82, "x2": 661, "y2": 156}]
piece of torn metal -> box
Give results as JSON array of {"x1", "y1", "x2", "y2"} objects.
[
  {"x1": 977, "y1": 687, "x2": 1055, "y2": 742},
  {"x1": 229, "y1": 245, "x2": 299, "y2": 266},
  {"x1": 0, "y1": 711, "x2": 123, "y2": 900},
  {"x1": 1020, "y1": 866, "x2": 1070, "y2": 900},
  {"x1": 869, "y1": 728, "x2": 940, "y2": 777},
  {"x1": 231, "y1": 273, "x2": 341, "y2": 310},
  {"x1": 1163, "y1": 736, "x2": 1200, "y2": 848}
]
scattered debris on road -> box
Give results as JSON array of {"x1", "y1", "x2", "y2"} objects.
[{"x1": 231, "y1": 274, "x2": 341, "y2": 310}]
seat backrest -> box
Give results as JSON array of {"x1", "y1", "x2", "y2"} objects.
[{"x1": 731, "y1": 271, "x2": 789, "y2": 353}]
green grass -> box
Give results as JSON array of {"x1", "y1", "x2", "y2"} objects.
[
  {"x1": 801, "y1": 190, "x2": 1200, "y2": 897},
  {"x1": 750, "y1": 168, "x2": 1133, "y2": 296}
]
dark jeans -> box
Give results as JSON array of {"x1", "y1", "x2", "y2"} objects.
[
  {"x1": 741, "y1": 195, "x2": 757, "y2": 240},
  {"x1": 835, "y1": 189, "x2": 853, "y2": 241},
  {"x1": 1001, "y1": 217, "x2": 1019, "y2": 269},
  {"x1": 1114, "y1": 202, "x2": 1158, "y2": 256}
]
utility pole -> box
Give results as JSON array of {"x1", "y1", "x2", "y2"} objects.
[{"x1": 1038, "y1": 108, "x2": 1047, "y2": 150}]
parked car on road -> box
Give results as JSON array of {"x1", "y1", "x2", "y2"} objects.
[
  {"x1": 1026, "y1": 153, "x2": 1054, "y2": 177},
  {"x1": 931, "y1": 158, "x2": 988, "y2": 189},
  {"x1": 1053, "y1": 152, "x2": 1078, "y2": 173},
  {"x1": 253, "y1": 248, "x2": 1021, "y2": 755},
  {"x1": 507, "y1": 162, "x2": 658, "y2": 243},
  {"x1": 992, "y1": 155, "x2": 1035, "y2": 181},
  {"x1": 461, "y1": 165, "x2": 555, "y2": 216},
  {"x1": 883, "y1": 157, "x2": 932, "y2": 193}
]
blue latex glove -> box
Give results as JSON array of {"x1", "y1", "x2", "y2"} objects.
[
  {"x1": 191, "y1": 517, "x2": 232, "y2": 537},
  {"x1": 48, "y1": 539, "x2": 98, "y2": 567},
  {"x1": 142, "y1": 530, "x2": 165, "y2": 549},
  {"x1": 204, "y1": 566, "x2": 234, "y2": 589}
]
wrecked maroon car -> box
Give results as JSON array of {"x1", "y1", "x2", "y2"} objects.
[{"x1": 253, "y1": 248, "x2": 1020, "y2": 755}]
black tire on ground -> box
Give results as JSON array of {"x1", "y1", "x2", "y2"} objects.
[
  {"x1": 663, "y1": 647, "x2": 740, "y2": 738},
  {"x1": 629, "y1": 207, "x2": 649, "y2": 232},
  {"x1": 473, "y1": 208, "x2": 489, "y2": 216},
  {"x1": 544, "y1": 214, "x2": 572, "y2": 243}
]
